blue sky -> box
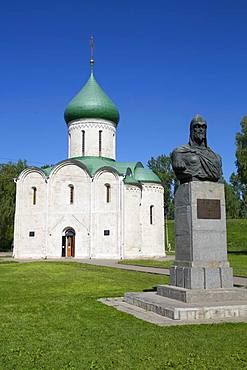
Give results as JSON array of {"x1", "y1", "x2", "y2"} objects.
[{"x1": 1, "y1": 0, "x2": 247, "y2": 180}]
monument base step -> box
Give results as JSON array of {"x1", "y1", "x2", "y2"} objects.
[
  {"x1": 157, "y1": 285, "x2": 247, "y2": 304},
  {"x1": 124, "y1": 291, "x2": 247, "y2": 321}
]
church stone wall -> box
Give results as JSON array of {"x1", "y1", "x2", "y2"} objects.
[
  {"x1": 68, "y1": 119, "x2": 116, "y2": 159},
  {"x1": 46, "y1": 163, "x2": 91, "y2": 258},
  {"x1": 123, "y1": 185, "x2": 142, "y2": 257},
  {"x1": 91, "y1": 170, "x2": 121, "y2": 258},
  {"x1": 13, "y1": 171, "x2": 47, "y2": 258},
  {"x1": 139, "y1": 184, "x2": 165, "y2": 257}
]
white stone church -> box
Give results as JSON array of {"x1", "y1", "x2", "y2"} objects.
[{"x1": 13, "y1": 56, "x2": 165, "y2": 259}]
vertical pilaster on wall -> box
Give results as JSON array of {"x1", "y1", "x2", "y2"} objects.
[
  {"x1": 13, "y1": 179, "x2": 20, "y2": 258},
  {"x1": 89, "y1": 177, "x2": 94, "y2": 258},
  {"x1": 44, "y1": 178, "x2": 49, "y2": 258},
  {"x1": 113, "y1": 133, "x2": 116, "y2": 160},
  {"x1": 119, "y1": 176, "x2": 124, "y2": 259}
]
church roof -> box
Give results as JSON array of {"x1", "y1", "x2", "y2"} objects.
[
  {"x1": 39, "y1": 156, "x2": 161, "y2": 184},
  {"x1": 134, "y1": 167, "x2": 161, "y2": 183},
  {"x1": 64, "y1": 72, "x2": 120, "y2": 125}
]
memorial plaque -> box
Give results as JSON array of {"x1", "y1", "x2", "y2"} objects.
[{"x1": 197, "y1": 199, "x2": 221, "y2": 219}]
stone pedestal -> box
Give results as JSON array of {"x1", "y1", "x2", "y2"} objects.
[
  {"x1": 122, "y1": 181, "x2": 247, "y2": 323},
  {"x1": 170, "y1": 181, "x2": 233, "y2": 290}
]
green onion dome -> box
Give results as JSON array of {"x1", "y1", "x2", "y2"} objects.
[{"x1": 64, "y1": 72, "x2": 120, "y2": 125}]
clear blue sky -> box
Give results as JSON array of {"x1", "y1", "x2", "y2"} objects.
[{"x1": 1, "y1": 0, "x2": 247, "y2": 180}]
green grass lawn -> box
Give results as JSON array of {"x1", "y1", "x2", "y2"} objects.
[
  {"x1": 164, "y1": 219, "x2": 247, "y2": 277},
  {"x1": 120, "y1": 255, "x2": 247, "y2": 277},
  {"x1": 227, "y1": 219, "x2": 247, "y2": 252},
  {"x1": 0, "y1": 262, "x2": 247, "y2": 370},
  {"x1": 228, "y1": 254, "x2": 247, "y2": 277}
]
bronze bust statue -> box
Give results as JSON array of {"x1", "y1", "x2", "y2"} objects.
[{"x1": 171, "y1": 115, "x2": 222, "y2": 183}]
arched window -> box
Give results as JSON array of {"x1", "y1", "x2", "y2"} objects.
[
  {"x1": 105, "y1": 184, "x2": 111, "y2": 203},
  {"x1": 99, "y1": 130, "x2": 102, "y2": 156},
  {"x1": 32, "y1": 187, "x2": 37, "y2": 205},
  {"x1": 150, "y1": 205, "x2": 154, "y2": 225},
  {"x1": 82, "y1": 130, "x2": 85, "y2": 156},
  {"x1": 69, "y1": 184, "x2": 74, "y2": 204}
]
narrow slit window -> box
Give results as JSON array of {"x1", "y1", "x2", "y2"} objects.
[
  {"x1": 32, "y1": 187, "x2": 37, "y2": 205},
  {"x1": 99, "y1": 130, "x2": 102, "y2": 156},
  {"x1": 82, "y1": 130, "x2": 85, "y2": 156},
  {"x1": 150, "y1": 205, "x2": 154, "y2": 225},
  {"x1": 68, "y1": 133, "x2": 71, "y2": 157},
  {"x1": 69, "y1": 185, "x2": 74, "y2": 204},
  {"x1": 105, "y1": 184, "x2": 111, "y2": 203}
]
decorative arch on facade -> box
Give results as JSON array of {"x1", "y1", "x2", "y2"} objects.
[
  {"x1": 49, "y1": 160, "x2": 91, "y2": 180},
  {"x1": 18, "y1": 168, "x2": 47, "y2": 182},
  {"x1": 93, "y1": 167, "x2": 120, "y2": 181},
  {"x1": 62, "y1": 226, "x2": 76, "y2": 236},
  {"x1": 93, "y1": 168, "x2": 120, "y2": 212}
]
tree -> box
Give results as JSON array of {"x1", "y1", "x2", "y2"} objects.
[
  {"x1": 0, "y1": 160, "x2": 27, "y2": 250},
  {"x1": 234, "y1": 116, "x2": 247, "y2": 217},
  {"x1": 147, "y1": 154, "x2": 175, "y2": 218},
  {"x1": 236, "y1": 117, "x2": 247, "y2": 185},
  {"x1": 224, "y1": 179, "x2": 241, "y2": 218}
]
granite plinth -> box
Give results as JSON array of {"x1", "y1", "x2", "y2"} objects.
[
  {"x1": 172, "y1": 182, "x2": 233, "y2": 289},
  {"x1": 157, "y1": 285, "x2": 247, "y2": 304},
  {"x1": 170, "y1": 266, "x2": 233, "y2": 289},
  {"x1": 124, "y1": 291, "x2": 247, "y2": 321}
]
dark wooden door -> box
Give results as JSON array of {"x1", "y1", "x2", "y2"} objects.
[{"x1": 67, "y1": 236, "x2": 75, "y2": 257}]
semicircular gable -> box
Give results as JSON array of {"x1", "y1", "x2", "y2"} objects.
[
  {"x1": 19, "y1": 168, "x2": 47, "y2": 182},
  {"x1": 49, "y1": 160, "x2": 91, "y2": 180},
  {"x1": 93, "y1": 166, "x2": 120, "y2": 181}
]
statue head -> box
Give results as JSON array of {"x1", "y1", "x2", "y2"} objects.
[{"x1": 189, "y1": 114, "x2": 207, "y2": 147}]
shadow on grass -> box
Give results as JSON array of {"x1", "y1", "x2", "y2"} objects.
[
  {"x1": 143, "y1": 286, "x2": 157, "y2": 292},
  {"x1": 228, "y1": 250, "x2": 247, "y2": 255}
]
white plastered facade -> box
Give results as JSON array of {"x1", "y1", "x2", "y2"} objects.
[
  {"x1": 14, "y1": 108, "x2": 165, "y2": 259},
  {"x1": 68, "y1": 118, "x2": 116, "y2": 159}
]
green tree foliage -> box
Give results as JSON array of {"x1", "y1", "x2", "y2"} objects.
[
  {"x1": 147, "y1": 154, "x2": 175, "y2": 218},
  {"x1": 41, "y1": 164, "x2": 53, "y2": 169},
  {"x1": 0, "y1": 160, "x2": 27, "y2": 250},
  {"x1": 236, "y1": 116, "x2": 247, "y2": 185},
  {"x1": 224, "y1": 180, "x2": 241, "y2": 218},
  {"x1": 232, "y1": 116, "x2": 247, "y2": 217}
]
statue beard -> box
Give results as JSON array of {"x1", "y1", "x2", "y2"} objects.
[{"x1": 189, "y1": 132, "x2": 207, "y2": 147}]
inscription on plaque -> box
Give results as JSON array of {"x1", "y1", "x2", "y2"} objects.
[{"x1": 197, "y1": 199, "x2": 221, "y2": 219}]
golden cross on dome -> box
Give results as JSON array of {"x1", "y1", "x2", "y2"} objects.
[{"x1": 90, "y1": 35, "x2": 95, "y2": 69}]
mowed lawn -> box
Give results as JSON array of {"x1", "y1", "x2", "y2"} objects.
[
  {"x1": 119, "y1": 255, "x2": 247, "y2": 277},
  {"x1": 166, "y1": 219, "x2": 247, "y2": 252},
  {"x1": 0, "y1": 262, "x2": 247, "y2": 370},
  {"x1": 152, "y1": 219, "x2": 247, "y2": 277}
]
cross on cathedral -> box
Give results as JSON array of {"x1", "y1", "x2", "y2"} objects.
[{"x1": 90, "y1": 35, "x2": 95, "y2": 68}]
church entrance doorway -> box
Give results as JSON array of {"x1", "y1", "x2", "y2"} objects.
[{"x1": 62, "y1": 228, "x2": 75, "y2": 257}]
